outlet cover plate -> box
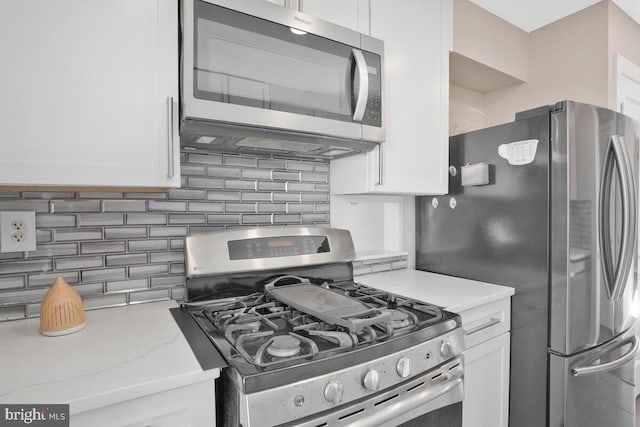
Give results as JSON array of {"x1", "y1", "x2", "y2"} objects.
[{"x1": 0, "y1": 211, "x2": 36, "y2": 253}]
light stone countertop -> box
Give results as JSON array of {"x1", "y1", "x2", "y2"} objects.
[
  {"x1": 355, "y1": 269, "x2": 514, "y2": 313},
  {"x1": 0, "y1": 300, "x2": 219, "y2": 414}
]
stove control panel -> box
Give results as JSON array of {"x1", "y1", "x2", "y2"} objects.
[
  {"x1": 244, "y1": 327, "x2": 465, "y2": 426},
  {"x1": 228, "y1": 235, "x2": 330, "y2": 260}
]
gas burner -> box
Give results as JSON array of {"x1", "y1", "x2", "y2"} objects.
[
  {"x1": 246, "y1": 332, "x2": 319, "y2": 367},
  {"x1": 266, "y1": 335, "x2": 302, "y2": 358},
  {"x1": 391, "y1": 309, "x2": 411, "y2": 329},
  {"x1": 235, "y1": 313, "x2": 261, "y2": 329}
]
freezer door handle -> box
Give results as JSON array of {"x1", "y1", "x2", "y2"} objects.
[
  {"x1": 571, "y1": 334, "x2": 639, "y2": 377},
  {"x1": 598, "y1": 135, "x2": 637, "y2": 300},
  {"x1": 610, "y1": 135, "x2": 637, "y2": 300}
]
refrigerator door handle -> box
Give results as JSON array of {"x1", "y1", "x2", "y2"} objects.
[
  {"x1": 610, "y1": 135, "x2": 637, "y2": 300},
  {"x1": 598, "y1": 136, "x2": 637, "y2": 300},
  {"x1": 599, "y1": 140, "x2": 617, "y2": 297},
  {"x1": 571, "y1": 334, "x2": 639, "y2": 377}
]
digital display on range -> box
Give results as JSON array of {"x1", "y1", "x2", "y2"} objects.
[{"x1": 228, "y1": 236, "x2": 330, "y2": 260}]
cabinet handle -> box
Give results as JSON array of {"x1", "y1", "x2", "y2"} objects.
[
  {"x1": 376, "y1": 144, "x2": 383, "y2": 186},
  {"x1": 463, "y1": 317, "x2": 501, "y2": 336},
  {"x1": 166, "y1": 96, "x2": 175, "y2": 179}
]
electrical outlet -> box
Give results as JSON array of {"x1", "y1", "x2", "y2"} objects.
[{"x1": 0, "y1": 211, "x2": 36, "y2": 253}]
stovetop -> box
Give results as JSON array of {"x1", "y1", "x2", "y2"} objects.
[
  {"x1": 182, "y1": 226, "x2": 462, "y2": 394},
  {"x1": 185, "y1": 277, "x2": 461, "y2": 393}
]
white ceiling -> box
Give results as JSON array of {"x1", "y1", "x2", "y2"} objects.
[{"x1": 469, "y1": 0, "x2": 640, "y2": 32}]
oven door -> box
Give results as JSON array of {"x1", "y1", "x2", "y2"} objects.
[
  {"x1": 181, "y1": 0, "x2": 383, "y2": 142},
  {"x1": 290, "y1": 358, "x2": 463, "y2": 427}
]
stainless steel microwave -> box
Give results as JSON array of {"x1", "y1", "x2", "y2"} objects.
[{"x1": 180, "y1": 0, "x2": 384, "y2": 159}]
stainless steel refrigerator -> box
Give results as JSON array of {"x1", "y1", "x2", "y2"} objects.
[{"x1": 416, "y1": 100, "x2": 639, "y2": 427}]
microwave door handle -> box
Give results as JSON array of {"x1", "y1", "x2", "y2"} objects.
[
  {"x1": 610, "y1": 135, "x2": 637, "y2": 300},
  {"x1": 352, "y1": 48, "x2": 369, "y2": 122}
]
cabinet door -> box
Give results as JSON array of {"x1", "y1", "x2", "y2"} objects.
[
  {"x1": 331, "y1": 0, "x2": 451, "y2": 195},
  {"x1": 0, "y1": 0, "x2": 180, "y2": 189},
  {"x1": 463, "y1": 332, "x2": 510, "y2": 427},
  {"x1": 71, "y1": 380, "x2": 215, "y2": 427},
  {"x1": 301, "y1": 0, "x2": 369, "y2": 33}
]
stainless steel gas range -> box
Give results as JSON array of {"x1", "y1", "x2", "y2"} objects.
[{"x1": 181, "y1": 227, "x2": 464, "y2": 427}]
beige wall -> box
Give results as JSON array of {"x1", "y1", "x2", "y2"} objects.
[
  {"x1": 452, "y1": 0, "x2": 528, "y2": 81},
  {"x1": 450, "y1": 0, "x2": 640, "y2": 128},
  {"x1": 607, "y1": 1, "x2": 640, "y2": 108},
  {"x1": 483, "y1": 1, "x2": 609, "y2": 125}
]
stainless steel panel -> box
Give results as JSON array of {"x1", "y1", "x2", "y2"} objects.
[
  {"x1": 548, "y1": 328, "x2": 636, "y2": 427},
  {"x1": 185, "y1": 226, "x2": 355, "y2": 277},
  {"x1": 416, "y1": 113, "x2": 550, "y2": 427},
  {"x1": 549, "y1": 101, "x2": 639, "y2": 356},
  {"x1": 180, "y1": 0, "x2": 384, "y2": 158}
]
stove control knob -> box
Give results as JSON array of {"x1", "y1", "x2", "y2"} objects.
[
  {"x1": 362, "y1": 369, "x2": 381, "y2": 391},
  {"x1": 440, "y1": 340, "x2": 454, "y2": 358},
  {"x1": 396, "y1": 357, "x2": 412, "y2": 378},
  {"x1": 324, "y1": 380, "x2": 344, "y2": 405}
]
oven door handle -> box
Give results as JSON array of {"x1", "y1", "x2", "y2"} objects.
[{"x1": 345, "y1": 376, "x2": 463, "y2": 427}]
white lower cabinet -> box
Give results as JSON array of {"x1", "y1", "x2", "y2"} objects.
[
  {"x1": 71, "y1": 380, "x2": 216, "y2": 427},
  {"x1": 463, "y1": 332, "x2": 510, "y2": 427},
  {"x1": 458, "y1": 297, "x2": 511, "y2": 427}
]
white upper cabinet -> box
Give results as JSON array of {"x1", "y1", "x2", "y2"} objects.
[
  {"x1": 330, "y1": 0, "x2": 452, "y2": 195},
  {"x1": 0, "y1": 0, "x2": 180, "y2": 189},
  {"x1": 301, "y1": 0, "x2": 369, "y2": 33}
]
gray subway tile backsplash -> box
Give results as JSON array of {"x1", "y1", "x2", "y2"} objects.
[
  {"x1": 54, "y1": 229, "x2": 103, "y2": 241},
  {"x1": 168, "y1": 189, "x2": 206, "y2": 200},
  {"x1": 208, "y1": 166, "x2": 241, "y2": 178},
  {"x1": 0, "y1": 150, "x2": 330, "y2": 320},
  {"x1": 37, "y1": 215, "x2": 76, "y2": 228},
  {"x1": 102, "y1": 200, "x2": 147, "y2": 212},
  {"x1": 148, "y1": 200, "x2": 187, "y2": 212},
  {"x1": 0, "y1": 306, "x2": 26, "y2": 321},
  {"x1": 0, "y1": 276, "x2": 24, "y2": 290},
  {"x1": 77, "y1": 213, "x2": 124, "y2": 227},
  {"x1": 126, "y1": 213, "x2": 167, "y2": 225},
  {"x1": 80, "y1": 241, "x2": 126, "y2": 254},
  {"x1": 129, "y1": 288, "x2": 171, "y2": 303},
  {"x1": 106, "y1": 278, "x2": 149, "y2": 293},
  {"x1": 188, "y1": 202, "x2": 224, "y2": 212},
  {"x1": 28, "y1": 272, "x2": 79, "y2": 288},
  {"x1": 106, "y1": 253, "x2": 149, "y2": 267},
  {"x1": 128, "y1": 239, "x2": 169, "y2": 252},
  {"x1": 54, "y1": 256, "x2": 103, "y2": 271},
  {"x1": 52, "y1": 200, "x2": 101, "y2": 213},
  {"x1": 81, "y1": 267, "x2": 127, "y2": 283},
  {"x1": 188, "y1": 153, "x2": 223, "y2": 165},
  {"x1": 129, "y1": 264, "x2": 170, "y2": 278},
  {"x1": 104, "y1": 227, "x2": 148, "y2": 239},
  {"x1": 223, "y1": 155, "x2": 257, "y2": 168},
  {"x1": 0, "y1": 259, "x2": 53, "y2": 275},
  {"x1": 149, "y1": 227, "x2": 188, "y2": 238},
  {"x1": 207, "y1": 191, "x2": 241, "y2": 201},
  {"x1": 188, "y1": 177, "x2": 225, "y2": 189}
]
